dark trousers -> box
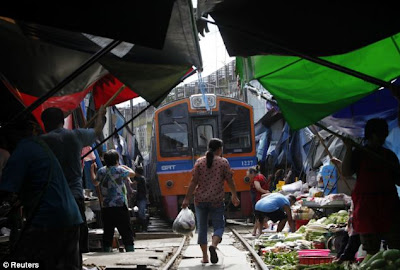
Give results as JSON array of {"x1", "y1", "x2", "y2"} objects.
[
  {"x1": 11, "y1": 225, "x2": 80, "y2": 270},
  {"x1": 8, "y1": 207, "x2": 23, "y2": 246},
  {"x1": 360, "y1": 222, "x2": 400, "y2": 255},
  {"x1": 337, "y1": 234, "x2": 361, "y2": 261},
  {"x1": 75, "y1": 198, "x2": 89, "y2": 253},
  {"x1": 102, "y1": 206, "x2": 134, "y2": 247}
]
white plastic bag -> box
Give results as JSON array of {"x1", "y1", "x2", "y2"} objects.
[
  {"x1": 85, "y1": 207, "x2": 95, "y2": 222},
  {"x1": 282, "y1": 180, "x2": 303, "y2": 193},
  {"x1": 172, "y1": 208, "x2": 196, "y2": 235}
]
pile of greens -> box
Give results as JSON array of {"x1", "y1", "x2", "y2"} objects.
[
  {"x1": 263, "y1": 251, "x2": 298, "y2": 267},
  {"x1": 255, "y1": 210, "x2": 354, "y2": 269},
  {"x1": 321, "y1": 210, "x2": 349, "y2": 225},
  {"x1": 359, "y1": 249, "x2": 400, "y2": 269}
]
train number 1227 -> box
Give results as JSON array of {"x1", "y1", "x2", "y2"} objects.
[{"x1": 242, "y1": 160, "x2": 254, "y2": 167}]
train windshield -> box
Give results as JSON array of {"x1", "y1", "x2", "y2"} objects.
[
  {"x1": 220, "y1": 101, "x2": 252, "y2": 153},
  {"x1": 196, "y1": 125, "x2": 213, "y2": 147},
  {"x1": 192, "y1": 117, "x2": 217, "y2": 155},
  {"x1": 160, "y1": 123, "x2": 189, "y2": 156}
]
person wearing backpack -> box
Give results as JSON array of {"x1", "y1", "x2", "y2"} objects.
[{"x1": 91, "y1": 149, "x2": 136, "y2": 252}]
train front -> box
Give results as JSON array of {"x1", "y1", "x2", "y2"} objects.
[{"x1": 154, "y1": 94, "x2": 257, "y2": 221}]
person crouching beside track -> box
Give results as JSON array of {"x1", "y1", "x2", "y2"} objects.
[
  {"x1": 254, "y1": 193, "x2": 296, "y2": 233},
  {"x1": 247, "y1": 166, "x2": 270, "y2": 236},
  {"x1": 182, "y1": 138, "x2": 240, "y2": 264}
]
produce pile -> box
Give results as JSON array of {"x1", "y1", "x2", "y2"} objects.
[
  {"x1": 263, "y1": 251, "x2": 298, "y2": 268},
  {"x1": 301, "y1": 210, "x2": 349, "y2": 242},
  {"x1": 261, "y1": 249, "x2": 400, "y2": 270},
  {"x1": 254, "y1": 208, "x2": 400, "y2": 269},
  {"x1": 255, "y1": 210, "x2": 349, "y2": 254},
  {"x1": 256, "y1": 233, "x2": 311, "y2": 254},
  {"x1": 254, "y1": 210, "x2": 352, "y2": 269},
  {"x1": 358, "y1": 249, "x2": 400, "y2": 270}
]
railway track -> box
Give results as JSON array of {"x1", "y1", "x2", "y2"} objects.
[
  {"x1": 83, "y1": 218, "x2": 267, "y2": 269},
  {"x1": 230, "y1": 227, "x2": 268, "y2": 270},
  {"x1": 163, "y1": 220, "x2": 267, "y2": 270}
]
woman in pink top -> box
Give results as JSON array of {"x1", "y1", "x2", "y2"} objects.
[{"x1": 182, "y1": 138, "x2": 240, "y2": 264}]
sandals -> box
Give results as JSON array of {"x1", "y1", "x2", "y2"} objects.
[{"x1": 209, "y1": 246, "x2": 218, "y2": 264}]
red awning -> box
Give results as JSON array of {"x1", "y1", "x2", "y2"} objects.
[
  {"x1": 90, "y1": 74, "x2": 139, "y2": 110},
  {"x1": 1, "y1": 73, "x2": 142, "y2": 129}
]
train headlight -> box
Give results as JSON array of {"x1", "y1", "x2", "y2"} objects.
[
  {"x1": 166, "y1": 180, "x2": 174, "y2": 188},
  {"x1": 244, "y1": 176, "x2": 250, "y2": 183},
  {"x1": 190, "y1": 94, "x2": 216, "y2": 109}
]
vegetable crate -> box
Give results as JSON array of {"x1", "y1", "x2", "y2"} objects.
[
  {"x1": 295, "y1": 219, "x2": 310, "y2": 230},
  {"x1": 298, "y1": 255, "x2": 334, "y2": 265}
]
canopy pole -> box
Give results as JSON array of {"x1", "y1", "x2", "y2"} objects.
[
  {"x1": 84, "y1": 84, "x2": 126, "y2": 128},
  {"x1": 314, "y1": 122, "x2": 399, "y2": 174},
  {"x1": 1, "y1": 39, "x2": 122, "y2": 129},
  {"x1": 81, "y1": 102, "x2": 151, "y2": 161},
  {"x1": 298, "y1": 136, "x2": 315, "y2": 182},
  {"x1": 81, "y1": 68, "x2": 198, "y2": 160},
  {"x1": 201, "y1": 18, "x2": 400, "y2": 92},
  {"x1": 311, "y1": 125, "x2": 352, "y2": 192}
]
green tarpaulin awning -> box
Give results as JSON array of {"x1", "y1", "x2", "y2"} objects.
[{"x1": 236, "y1": 33, "x2": 400, "y2": 130}]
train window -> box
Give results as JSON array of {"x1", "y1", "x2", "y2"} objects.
[
  {"x1": 192, "y1": 117, "x2": 217, "y2": 156},
  {"x1": 160, "y1": 123, "x2": 189, "y2": 157},
  {"x1": 220, "y1": 101, "x2": 252, "y2": 153},
  {"x1": 196, "y1": 125, "x2": 213, "y2": 147}
]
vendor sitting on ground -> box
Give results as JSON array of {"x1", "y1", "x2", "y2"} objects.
[{"x1": 254, "y1": 193, "x2": 296, "y2": 233}]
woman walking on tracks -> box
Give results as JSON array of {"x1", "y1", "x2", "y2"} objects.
[{"x1": 182, "y1": 138, "x2": 240, "y2": 264}]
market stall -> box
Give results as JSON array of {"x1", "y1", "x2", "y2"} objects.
[
  {"x1": 255, "y1": 210, "x2": 349, "y2": 268},
  {"x1": 252, "y1": 191, "x2": 400, "y2": 269}
]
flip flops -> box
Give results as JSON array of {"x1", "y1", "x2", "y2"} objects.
[{"x1": 209, "y1": 246, "x2": 218, "y2": 264}]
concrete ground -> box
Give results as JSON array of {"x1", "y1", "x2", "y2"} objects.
[
  {"x1": 176, "y1": 230, "x2": 253, "y2": 270},
  {"x1": 83, "y1": 235, "x2": 183, "y2": 269},
  {"x1": 82, "y1": 221, "x2": 259, "y2": 269}
]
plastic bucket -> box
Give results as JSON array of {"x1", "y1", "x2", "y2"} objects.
[{"x1": 295, "y1": 219, "x2": 310, "y2": 230}]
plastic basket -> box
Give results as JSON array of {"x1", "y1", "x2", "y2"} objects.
[
  {"x1": 297, "y1": 249, "x2": 330, "y2": 257},
  {"x1": 298, "y1": 256, "x2": 335, "y2": 265}
]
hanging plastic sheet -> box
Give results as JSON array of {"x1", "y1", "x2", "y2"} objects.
[
  {"x1": 385, "y1": 127, "x2": 400, "y2": 197},
  {"x1": 322, "y1": 87, "x2": 399, "y2": 138}
]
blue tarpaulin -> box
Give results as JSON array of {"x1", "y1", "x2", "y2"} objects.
[{"x1": 322, "y1": 86, "x2": 398, "y2": 138}]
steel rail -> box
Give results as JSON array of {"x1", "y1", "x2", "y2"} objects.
[
  {"x1": 230, "y1": 228, "x2": 269, "y2": 270},
  {"x1": 161, "y1": 235, "x2": 187, "y2": 270}
]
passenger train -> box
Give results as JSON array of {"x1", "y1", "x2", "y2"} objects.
[{"x1": 147, "y1": 94, "x2": 257, "y2": 221}]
